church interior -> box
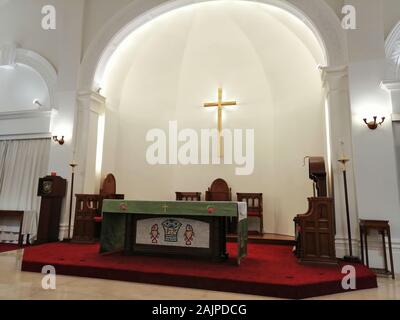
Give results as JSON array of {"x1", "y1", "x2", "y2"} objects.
[{"x1": 1, "y1": 0, "x2": 400, "y2": 301}]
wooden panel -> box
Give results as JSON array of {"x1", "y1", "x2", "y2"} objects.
[
  {"x1": 73, "y1": 194, "x2": 124, "y2": 243},
  {"x1": 295, "y1": 197, "x2": 337, "y2": 265}
]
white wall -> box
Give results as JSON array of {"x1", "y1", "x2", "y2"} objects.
[
  {"x1": 344, "y1": 0, "x2": 400, "y2": 270},
  {"x1": 102, "y1": 1, "x2": 326, "y2": 236}
]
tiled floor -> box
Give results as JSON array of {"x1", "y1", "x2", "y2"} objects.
[{"x1": 0, "y1": 249, "x2": 399, "y2": 300}]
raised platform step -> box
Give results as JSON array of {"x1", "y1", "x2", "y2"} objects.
[
  {"x1": 21, "y1": 242, "x2": 377, "y2": 299},
  {"x1": 227, "y1": 233, "x2": 296, "y2": 246}
]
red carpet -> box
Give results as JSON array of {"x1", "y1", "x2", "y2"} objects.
[
  {"x1": 0, "y1": 244, "x2": 20, "y2": 254},
  {"x1": 21, "y1": 242, "x2": 377, "y2": 299}
]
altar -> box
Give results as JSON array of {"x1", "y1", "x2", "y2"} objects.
[{"x1": 100, "y1": 200, "x2": 248, "y2": 265}]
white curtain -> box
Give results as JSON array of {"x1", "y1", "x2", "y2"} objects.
[
  {"x1": 0, "y1": 139, "x2": 50, "y2": 211},
  {"x1": 0, "y1": 141, "x2": 7, "y2": 194},
  {"x1": 0, "y1": 139, "x2": 50, "y2": 242}
]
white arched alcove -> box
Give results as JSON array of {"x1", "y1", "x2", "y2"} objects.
[
  {"x1": 0, "y1": 43, "x2": 57, "y2": 111},
  {"x1": 0, "y1": 43, "x2": 57, "y2": 136},
  {"x1": 76, "y1": 0, "x2": 358, "y2": 253},
  {"x1": 79, "y1": 0, "x2": 347, "y2": 91}
]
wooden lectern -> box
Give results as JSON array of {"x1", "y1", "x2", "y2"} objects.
[{"x1": 37, "y1": 176, "x2": 67, "y2": 243}]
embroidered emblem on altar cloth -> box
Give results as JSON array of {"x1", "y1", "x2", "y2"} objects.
[
  {"x1": 162, "y1": 219, "x2": 182, "y2": 242},
  {"x1": 150, "y1": 224, "x2": 160, "y2": 244},
  {"x1": 184, "y1": 224, "x2": 195, "y2": 246},
  {"x1": 136, "y1": 218, "x2": 209, "y2": 248}
]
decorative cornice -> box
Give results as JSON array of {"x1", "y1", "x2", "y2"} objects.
[
  {"x1": 77, "y1": 91, "x2": 106, "y2": 104},
  {"x1": 320, "y1": 65, "x2": 348, "y2": 79},
  {"x1": 77, "y1": 91, "x2": 106, "y2": 115},
  {"x1": 381, "y1": 80, "x2": 400, "y2": 92},
  {"x1": 320, "y1": 65, "x2": 349, "y2": 92},
  {"x1": 392, "y1": 114, "x2": 400, "y2": 122},
  {"x1": 0, "y1": 108, "x2": 54, "y2": 120}
]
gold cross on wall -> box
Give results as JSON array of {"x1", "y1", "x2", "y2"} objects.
[
  {"x1": 204, "y1": 87, "x2": 237, "y2": 157},
  {"x1": 162, "y1": 204, "x2": 169, "y2": 213}
]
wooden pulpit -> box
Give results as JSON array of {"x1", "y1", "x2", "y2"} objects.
[
  {"x1": 72, "y1": 174, "x2": 124, "y2": 243},
  {"x1": 294, "y1": 158, "x2": 337, "y2": 265}
]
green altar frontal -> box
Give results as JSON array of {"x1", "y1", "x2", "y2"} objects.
[{"x1": 100, "y1": 200, "x2": 248, "y2": 265}]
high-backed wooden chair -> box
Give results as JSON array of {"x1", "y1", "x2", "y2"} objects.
[
  {"x1": 73, "y1": 174, "x2": 124, "y2": 243},
  {"x1": 176, "y1": 192, "x2": 202, "y2": 201},
  {"x1": 205, "y1": 179, "x2": 232, "y2": 201},
  {"x1": 237, "y1": 193, "x2": 263, "y2": 234},
  {"x1": 206, "y1": 179, "x2": 233, "y2": 232}
]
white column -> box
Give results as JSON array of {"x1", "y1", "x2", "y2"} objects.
[
  {"x1": 74, "y1": 91, "x2": 106, "y2": 196},
  {"x1": 321, "y1": 66, "x2": 360, "y2": 257},
  {"x1": 382, "y1": 81, "x2": 400, "y2": 215}
]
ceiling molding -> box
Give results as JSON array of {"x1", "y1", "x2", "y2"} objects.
[{"x1": 0, "y1": 108, "x2": 54, "y2": 120}]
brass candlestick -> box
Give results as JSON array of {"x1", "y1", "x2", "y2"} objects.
[{"x1": 338, "y1": 155, "x2": 360, "y2": 263}]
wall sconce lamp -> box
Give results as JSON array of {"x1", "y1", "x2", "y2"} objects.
[
  {"x1": 53, "y1": 136, "x2": 65, "y2": 145},
  {"x1": 363, "y1": 116, "x2": 385, "y2": 130},
  {"x1": 33, "y1": 99, "x2": 43, "y2": 107}
]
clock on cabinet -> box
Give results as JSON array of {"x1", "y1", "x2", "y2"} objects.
[{"x1": 37, "y1": 176, "x2": 67, "y2": 243}]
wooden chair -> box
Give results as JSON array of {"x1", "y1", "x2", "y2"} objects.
[
  {"x1": 73, "y1": 174, "x2": 124, "y2": 243},
  {"x1": 237, "y1": 193, "x2": 263, "y2": 234},
  {"x1": 176, "y1": 192, "x2": 202, "y2": 201},
  {"x1": 205, "y1": 179, "x2": 232, "y2": 201},
  {"x1": 206, "y1": 179, "x2": 233, "y2": 232}
]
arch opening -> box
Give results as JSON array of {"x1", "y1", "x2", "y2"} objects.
[
  {"x1": 92, "y1": 0, "x2": 330, "y2": 91},
  {"x1": 91, "y1": 0, "x2": 333, "y2": 236}
]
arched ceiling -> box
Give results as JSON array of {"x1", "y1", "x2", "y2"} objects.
[{"x1": 101, "y1": 0, "x2": 325, "y2": 109}]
